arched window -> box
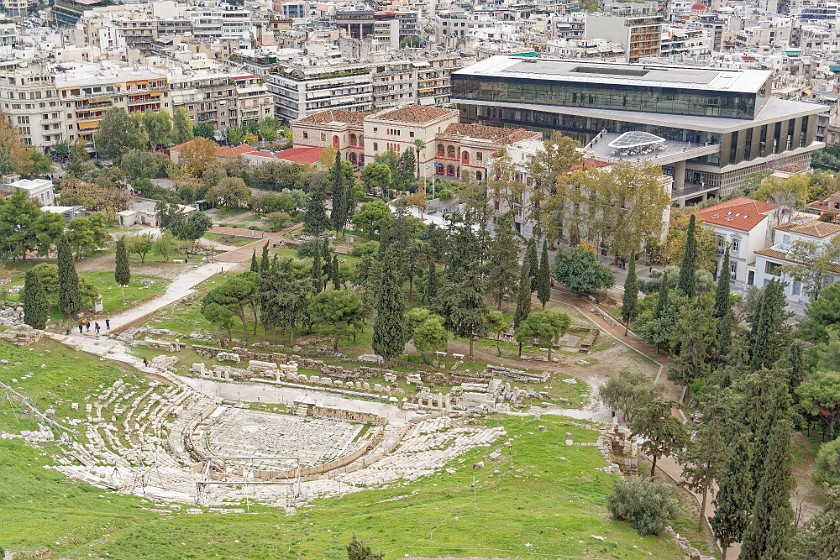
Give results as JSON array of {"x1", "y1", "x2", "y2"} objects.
[
  {"x1": 447, "y1": 145, "x2": 456, "y2": 158},
  {"x1": 461, "y1": 151, "x2": 470, "y2": 165},
  {"x1": 359, "y1": 135, "x2": 364, "y2": 147},
  {"x1": 349, "y1": 152, "x2": 357, "y2": 164},
  {"x1": 437, "y1": 144, "x2": 445, "y2": 156},
  {"x1": 350, "y1": 133, "x2": 357, "y2": 146},
  {"x1": 446, "y1": 164, "x2": 455, "y2": 176},
  {"x1": 475, "y1": 171, "x2": 482, "y2": 181},
  {"x1": 332, "y1": 135, "x2": 340, "y2": 148}
]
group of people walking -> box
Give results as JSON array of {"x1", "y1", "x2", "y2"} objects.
[{"x1": 77, "y1": 318, "x2": 111, "y2": 335}]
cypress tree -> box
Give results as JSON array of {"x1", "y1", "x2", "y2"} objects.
[
  {"x1": 654, "y1": 271, "x2": 669, "y2": 319},
  {"x1": 748, "y1": 280, "x2": 789, "y2": 371},
  {"x1": 515, "y1": 251, "x2": 532, "y2": 328},
  {"x1": 787, "y1": 341, "x2": 804, "y2": 404},
  {"x1": 537, "y1": 239, "x2": 551, "y2": 308},
  {"x1": 714, "y1": 248, "x2": 733, "y2": 362},
  {"x1": 311, "y1": 240, "x2": 323, "y2": 294},
  {"x1": 678, "y1": 214, "x2": 698, "y2": 297},
  {"x1": 372, "y1": 247, "x2": 408, "y2": 367},
  {"x1": 747, "y1": 382, "x2": 790, "y2": 501},
  {"x1": 22, "y1": 270, "x2": 48, "y2": 330},
  {"x1": 527, "y1": 237, "x2": 538, "y2": 292},
  {"x1": 250, "y1": 249, "x2": 259, "y2": 273},
  {"x1": 57, "y1": 235, "x2": 81, "y2": 335},
  {"x1": 710, "y1": 430, "x2": 754, "y2": 560},
  {"x1": 331, "y1": 254, "x2": 340, "y2": 290},
  {"x1": 114, "y1": 236, "x2": 130, "y2": 305},
  {"x1": 260, "y1": 242, "x2": 270, "y2": 274},
  {"x1": 303, "y1": 181, "x2": 328, "y2": 235},
  {"x1": 621, "y1": 252, "x2": 638, "y2": 336},
  {"x1": 740, "y1": 415, "x2": 795, "y2": 560},
  {"x1": 425, "y1": 256, "x2": 437, "y2": 303},
  {"x1": 485, "y1": 213, "x2": 520, "y2": 309},
  {"x1": 331, "y1": 151, "x2": 346, "y2": 233}
]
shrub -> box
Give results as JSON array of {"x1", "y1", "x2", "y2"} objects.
[
  {"x1": 606, "y1": 477, "x2": 678, "y2": 535},
  {"x1": 351, "y1": 241, "x2": 379, "y2": 257},
  {"x1": 814, "y1": 438, "x2": 840, "y2": 487},
  {"x1": 264, "y1": 211, "x2": 295, "y2": 232},
  {"x1": 296, "y1": 237, "x2": 329, "y2": 258}
]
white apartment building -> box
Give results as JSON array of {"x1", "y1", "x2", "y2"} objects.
[
  {"x1": 0, "y1": 177, "x2": 55, "y2": 206},
  {"x1": 697, "y1": 197, "x2": 778, "y2": 285},
  {"x1": 266, "y1": 63, "x2": 373, "y2": 122},
  {"x1": 0, "y1": 61, "x2": 65, "y2": 150},
  {"x1": 754, "y1": 218, "x2": 840, "y2": 302}
]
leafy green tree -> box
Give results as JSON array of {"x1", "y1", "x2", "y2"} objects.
[
  {"x1": 57, "y1": 235, "x2": 81, "y2": 335},
  {"x1": 127, "y1": 233, "x2": 153, "y2": 264},
  {"x1": 813, "y1": 438, "x2": 840, "y2": 487},
  {"x1": 22, "y1": 270, "x2": 48, "y2": 330},
  {"x1": 802, "y1": 281, "x2": 840, "y2": 342},
  {"x1": 486, "y1": 310, "x2": 510, "y2": 356},
  {"x1": 552, "y1": 245, "x2": 614, "y2": 296},
  {"x1": 346, "y1": 535, "x2": 383, "y2": 560},
  {"x1": 526, "y1": 237, "x2": 538, "y2": 292},
  {"x1": 115, "y1": 237, "x2": 131, "y2": 305},
  {"x1": 782, "y1": 237, "x2": 840, "y2": 300},
  {"x1": 372, "y1": 247, "x2": 408, "y2": 367},
  {"x1": 303, "y1": 180, "x2": 329, "y2": 235},
  {"x1": 678, "y1": 396, "x2": 726, "y2": 531},
  {"x1": 95, "y1": 108, "x2": 145, "y2": 161},
  {"x1": 276, "y1": 261, "x2": 310, "y2": 346},
  {"x1": 395, "y1": 147, "x2": 416, "y2": 191},
  {"x1": 630, "y1": 399, "x2": 688, "y2": 480},
  {"x1": 360, "y1": 162, "x2": 392, "y2": 197},
  {"x1": 748, "y1": 280, "x2": 790, "y2": 371},
  {"x1": 195, "y1": 122, "x2": 215, "y2": 139},
  {"x1": 710, "y1": 430, "x2": 753, "y2": 560},
  {"x1": 606, "y1": 476, "x2": 678, "y2": 536},
  {"x1": 677, "y1": 214, "x2": 698, "y2": 297},
  {"x1": 740, "y1": 416, "x2": 795, "y2": 560},
  {"x1": 792, "y1": 485, "x2": 840, "y2": 560},
  {"x1": 311, "y1": 240, "x2": 323, "y2": 294},
  {"x1": 308, "y1": 289, "x2": 365, "y2": 351},
  {"x1": 797, "y1": 370, "x2": 840, "y2": 439},
  {"x1": 411, "y1": 312, "x2": 449, "y2": 363},
  {"x1": 537, "y1": 240, "x2": 552, "y2": 307},
  {"x1": 0, "y1": 190, "x2": 42, "y2": 261},
  {"x1": 485, "y1": 213, "x2": 520, "y2": 309},
  {"x1": 142, "y1": 110, "x2": 172, "y2": 150},
  {"x1": 514, "y1": 310, "x2": 570, "y2": 360},
  {"x1": 65, "y1": 213, "x2": 109, "y2": 259},
  {"x1": 121, "y1": 149, "x2": 162, "y2": 184},
  {"x1": 351, "y1": 199, "x2": 390, "y2": 239},
  {"x1": 622, "y1": 252, "x2": 639, "y2": 335},
  {"x1": 598, "y1": 368, "x2": 666, "y2": 422},
  {"x1": 152, "y1": 231, "x2": 178, "y2": 261},
  {"x1": 203, "y1": 273, "x2": 260, "y2": 342},
  {"x1": 202, "y1": 301, "x2": 236, "y2": 343},
  {"x1": 514, "y1": 250, "x2": 532, "y2": 329},
  {"x1": 635, "y1": 272, "x2": 675, "y2": 352},
  {"x1": 449, "y1": 269, "x2": 488, "y2": 357},
  {"x1": 173, "y1": 107, "x2": 194, "y2": 144}
]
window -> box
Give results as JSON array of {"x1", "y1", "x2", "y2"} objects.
[
  {"x1": 409, "y1": 131, "x2": 414, "y2": 138},
  {"x1": 765, "y1": 261, "x2": 782, "y2": 276},
  {"x1": 731, "y1": 239, "x2": 739, "y2": 255},
  {"x1": 729, "y1": 261, "x2": 737, "y2": 279},
  {"x1": 373, "y1": 142, "x2": 378, "y2": 151},
  {"x1": 302, "y1": 131, "x2": 308, "y2": 139},
  {"x1": 792, "y1": 281, "x2": 802, "y2": 296}
]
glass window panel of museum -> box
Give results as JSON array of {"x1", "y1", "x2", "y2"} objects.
[{"x1": 452, "y1": 76, "x2": 758, "y2": 119}]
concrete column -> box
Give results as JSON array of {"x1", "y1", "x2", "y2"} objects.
[{"x1": 674, "y1": 160, "x2": 686, "y2": 193}]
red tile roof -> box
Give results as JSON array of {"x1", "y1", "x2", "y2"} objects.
[
  {"x1": 215, "y1": 144, "x2": 255, "y2": 159},
  {"x1": 295, "y1": 109, "x2": 369, "y2": 125},
  {"x1": 274, "y1": 146, "x2": 323, "y2": 164},
  {"x1": 696, "y1": 197, "x2": 777, "y2": 232},
  {"x1": 373, "y1": 105, "x2": 456, "y2": 124},
  {"x1": 774, "y1": 218, "x2": 840, "y2": 238},
  {"x1": 439, "y1": 123, "x2": 541, "y2": 144}
]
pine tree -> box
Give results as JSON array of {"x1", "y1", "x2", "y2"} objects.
[
  {"x1": 714, "y1": 247, "x2": 733, "y2": 362},
  {"x1": 515, "y1": 250, "x2": 532, "y2": 328},
  {"x1": 330, "y1": 151, "x2": 346, "y2": 233},
  {"x1": 331, "y1": 254, "x2": 340, "y2": 290},
  {"x1": 450, "y1": 268, "x2": 488, "y2": 357},
  {"x1": 22, "y1": 270, "x2": 48, "y2": 330},
  {"x1": 250, "y1": 249, "x2": 259, "y2": 273},
  {"x1": 711, "y1": 430, "x2": 753, "y2": 560},
  {"x1": 527, "y1": 237, "x2": 538, "y2": 292},
  {"x1": 485, "y1": 213, "x2": 520, "y2": 309},
  {"x1": 114, "y1": 236, "x2": 130, "y2": 305},
  {"x1": 621, "y1": 252, "x2": 638, "y2": 335},
  {"x1": 678, "y1": 397, "x2": 726, "y2": 531},
  {"x1": 537, "y1": 239, "x2": 551, "y2": 308},
  {"x1": 678, "y1": 213, "x2": 698, "y2": 297},
  {"x1": 372, "y1": 247, "x2": 407, "y2": 367},
  {"x1": 260, "y1": 242, "x2": 270, "y2": 274},
  {"x1": 57, "y1": 235, "x2": 81, "y2": 335},
  {"x1": 740, "y1": 415, "x2": 795, "y2": 560},
  {"x1": 311, "y1": 240, "x2": 323, "y2": 294},
  {"x1": 303, "y1": 181, "x2": 328, "y2": 235}
]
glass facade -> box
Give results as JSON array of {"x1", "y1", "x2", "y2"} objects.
[{"x1": 452, "y1": 75, "x2": 760, "y2": 119}]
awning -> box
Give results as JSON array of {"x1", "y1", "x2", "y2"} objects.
[{"x1": 78, "y1": 120, "x2": 100, "y2": 130}]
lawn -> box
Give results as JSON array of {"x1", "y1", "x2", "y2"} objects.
[{"x1": 3, "y1": 269, "x2": 169, "y2": 317}]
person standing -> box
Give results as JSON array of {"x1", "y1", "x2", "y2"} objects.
[
  {"x1": 105, "y1": 318, "x2": 110, "y2": 330},
  {"x1": 78, "y1": 323, "x2": 83, "y2": 334},
  {"x1": 94, "y1": 322, "x2": 100, "y2": 335}
]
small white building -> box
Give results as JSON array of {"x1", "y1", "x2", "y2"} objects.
[
  {"x1": 753, "y1": 218, "x2": 840, "y2": 303},
  {"x1": 0, "y1": 177, "x2": 55, "y2": 206},
  {"x1": 696, "y1": 197, "x2": 778, "y2": 286},
  {"x1": 41, "y1": 205, "x2": 86, "y2": 223}
]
